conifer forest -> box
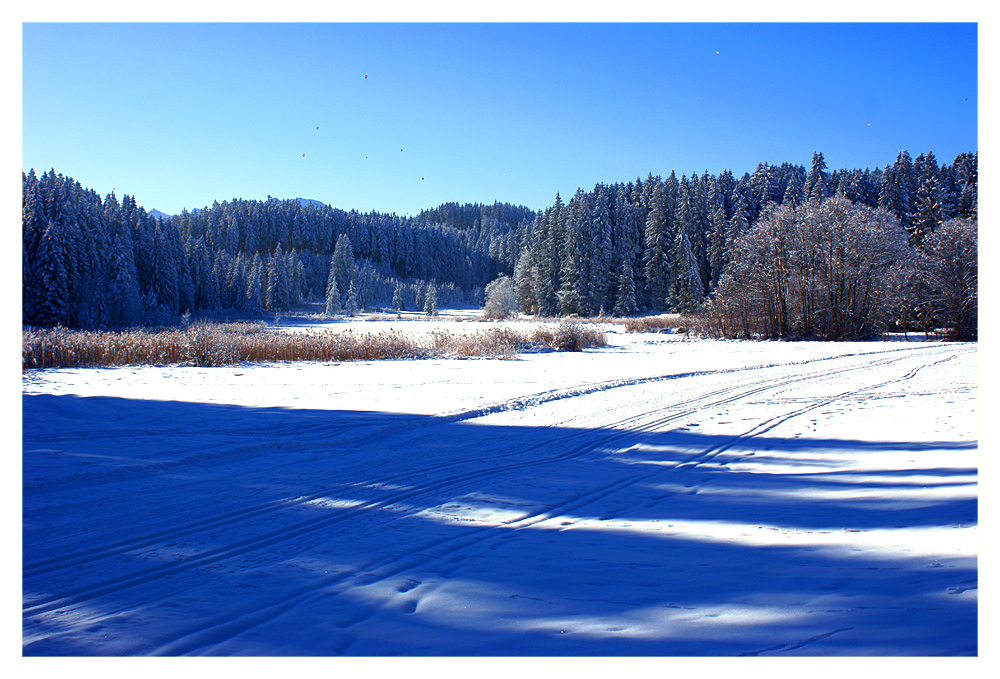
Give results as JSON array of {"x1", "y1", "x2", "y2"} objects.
[{"x1": 22, "y1": 149, "x2": 977, "y2": 340}]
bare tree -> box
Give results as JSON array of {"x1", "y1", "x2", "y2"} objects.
[
  {"x1": 919, "y1": 218, "x2": 977, "y2": 340},
  {"x1": 703, "y1": 196, "x2": 909, "y2": 340},
  {"x1": 483, "y1": 275, "x2": 518, "y2": 319}
]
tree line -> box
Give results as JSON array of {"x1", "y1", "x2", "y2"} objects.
[
  {"x1": 22, "y1": 169, "x2": 534, "y2": 328},
  {"x1": 23, "y1": 148, "x2": 976, "y2": 338},
  {"x1": 512, "y1": 150, "x2": 977, "y2": 322}
]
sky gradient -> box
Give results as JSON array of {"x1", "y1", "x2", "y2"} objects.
[{"x1": 22, "y1": 21, "x2": 978, "y2": 217}]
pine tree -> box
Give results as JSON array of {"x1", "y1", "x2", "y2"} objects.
[
  {"x1": 345, "y1": 280, "x2": 359, "y2": 316},
  {"x1": 589, "y1": 184, "x2": 614, "y2": 312},
  {"x1": 325, "y1": 277, "x2": 341, "y2": 316},
  {"x1": 642, "y1": 182, "x2": 671, "y2": 310},
  {"x1": 228, "y1": 252, "x2": 248, "y2": 311},
  {"x1": 782, "y1": 174, "x2": 804, "y2": 207},
  {"x1": 152, "y1": 221, "x2": 179, "y2": 315},
  {"x1": 804, "y1": 152, "x2": 830, "y2": 202},
  {"x1": 103, "y1": 191, "x2": 143, "y2": 326},
  {"x1": 246, "y1": 252, "x2": 264, "y2": 313},
  {"x1": 953, "y1": 151, "x2": 977, "y2": 220},
  {"x1": 513, "y1": 248, "x2": 537, "y2": 315},
  {"x1": 706, "y1": 204, "x2": 729, "y2": 289},
  {"x1": 892, "y1": 151, "x2": 917, "y2": 230},
  {"x1": 557, "y1": 191, "x2": 588, "y2": 316},
  {"x1": 332, "y1": 233, "x2": 356, "y2": 304},
  {"x1": 32, "y1": 220, "x2": 71, "y2": 326},
  {"x1": 424, "y1": 283, "x2": 437, "y2": 316},
  {"x1": 392, "y1": 280, "x2": 405, "y2": 311},
  {"x1": 265, "y1": 243, "x2": 289, "y2": 310},
  {"x1": 613, "y1": 258, "x2": 637, "y2": 317},
  {"x1": 667, "y1": 228, "x2": 705, "y2": 312},
  {"x1": 910, "y1": 172, "x2": 946, "y2": 246}
]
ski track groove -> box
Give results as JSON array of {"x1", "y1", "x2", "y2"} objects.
[
  {"x1": 25, "y1": 344, "x2": 937, "y2": 579},
  {"x1": 135, "y1": 347, "x2": 960, "y2": 654},
  {"x1": 151, "y1": 472, "x2": 647, "y2": 656},
  {"x1": 23, "y1": 342, "x2": 969, "y2": 654}
]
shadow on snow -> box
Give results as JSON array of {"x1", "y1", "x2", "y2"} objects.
[{"x1": 23, "y1": 393, "x2": 977, "y2": 656}]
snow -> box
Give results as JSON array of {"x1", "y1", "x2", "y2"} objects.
[{"x1": 21, "y1": 317, "x2": 979, "y2": 657}]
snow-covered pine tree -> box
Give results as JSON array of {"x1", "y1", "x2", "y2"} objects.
[
  {"x1": 264, "y1": 243, "x2": 290, "y2": 310},
  {"x1": 783, "y1": 174, "x2": 804, "y2": 207},
  {"x1": 667, "y1": 228, "x2": 705, "y2": 312},
  {"x1": 246, "y1": 252, "x2": 264, "y2": 314},
  {"x1": 346, "y1": 280, "x2": 359, "y2": 317},
  {"x1": 325, "y1": 277, "x2": 341, "y2": 316},
  {"x1": 589, "y1": 184, "x2": 614, "y2": 313},
  {"x1": 332, "y1": 233, "x2": 356, "y2": 305},
  {"x1": 423, "y1": 283, "x2": 437, "y2": 316},
  {"x1": 227, "y1": 252, "x2": 247, "y2": 311},
  {"x1": 642, "y1": 181, "x2": 671, "y2": 310},
  {"x1": 32, "y1": 219, "x2": 71, "y2": 326},
  {"x1": 613, "y1": 257, "x2": 637, "y2": 317},
  {"x1": 153, "y1": 221, "x2": 180, "y2": 315},
  {"x1": 804, "y1": 152, "x2": 830, "y2": 203},
  {"x1": 513, "y1": 248, "x2": 537, "y2": 315},
  {"x1": 102, "y1": 191, "x2": 143, "y2": 326},
  {"x1": 952, "y1": 151, "x2": 977, "y2": 221},
  {"x1": 392, "y1": 280, "x2": 405, "y2": 311},
  {"x1": 910, "y1": 171, "x2": 947, "y2": 246},
  {"x1": 557, "y1": 191, "x2": 588, "y2": 316},
  {"x1": 706, "y1": 203, "x2": 729, "y2": 290}
]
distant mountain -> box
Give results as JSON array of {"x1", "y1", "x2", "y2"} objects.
[{"x1": 147, "y1": 199, "x2": 324, "y2": 220}]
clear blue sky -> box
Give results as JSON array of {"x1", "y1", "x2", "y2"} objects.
[{"x1": 22, "y1": 21, "x2": 978, "y2": 217}]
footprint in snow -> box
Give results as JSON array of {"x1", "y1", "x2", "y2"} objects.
[{"x1": 397, "y1": 578, "x2": 421, "y2": 593}]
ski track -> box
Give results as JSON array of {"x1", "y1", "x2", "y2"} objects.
[
  {"x1": 22, "y1": 341, "x2": 977, "y2": 655},
  {"x1": 24, "y1": 346, "x2": 937, "y2": 585},
  {"x1": 153, "y1": 347, "x2": 962, "y2": 654}
]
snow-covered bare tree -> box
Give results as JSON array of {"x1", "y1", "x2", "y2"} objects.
[
  {"x1": 918, "y1": 218, "x2": 977, "y2": 340},
  {"x1": 483, "y1": 275, "x2": 517, "y2": 319},
  {"x1": 704, "y1": 196, "x2": 908, "y2": 340}
]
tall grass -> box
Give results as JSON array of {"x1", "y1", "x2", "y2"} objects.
[
  {"x1": 23, "y1": 321, "x2": 607, "y2": 370},
  {"x1": 602, "y1": 315, "x2": 696, "y2": 334}
]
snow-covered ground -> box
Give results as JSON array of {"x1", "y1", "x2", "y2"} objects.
[{"x1": 22, "y1": 318, "x2": 978, "y2": 656}]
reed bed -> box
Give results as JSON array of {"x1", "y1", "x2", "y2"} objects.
[
  {"x1": 23, "y1": 321, "x2": 607, "y2": 370},
  {"x1": 611, "y1": 315, "x2": 693, "y2": 334}
]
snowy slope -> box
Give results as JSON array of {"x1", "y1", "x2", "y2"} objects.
[{"x1": 22, "y1": 327, "x2": 978, "y2": 656}]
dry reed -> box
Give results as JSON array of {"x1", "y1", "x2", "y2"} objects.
[{"x1": 23, "y1": 320, "x2": 607, "y2": 370}]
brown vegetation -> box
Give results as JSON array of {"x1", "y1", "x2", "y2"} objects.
[{"x1": 23, "y1": 320, "x2": 607, "y2": 370}]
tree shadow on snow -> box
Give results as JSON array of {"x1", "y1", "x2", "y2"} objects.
[{"x1": 22, "y1": 393, "x2": 977, "y2": 657}]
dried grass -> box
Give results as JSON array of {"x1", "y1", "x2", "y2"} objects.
[
  {"x1": 23, "y1": 320, "x2": 608, "y2": 370},
  {"x1": 610, "y1": 315, "x2": 693, "y2": 334}
]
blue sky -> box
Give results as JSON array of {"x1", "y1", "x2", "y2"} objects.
[{"x1": 21, "y1": 20, "x2": 978, "y2": 217}]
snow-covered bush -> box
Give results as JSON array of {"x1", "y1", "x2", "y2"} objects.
[{"x1": 483, "y1": 275, "x2": 518, "y2": 319}]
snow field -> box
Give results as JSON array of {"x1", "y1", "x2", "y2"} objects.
[{"x1": 22, "y1": 324, "x2": 978, "y2": 656}]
